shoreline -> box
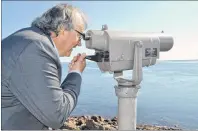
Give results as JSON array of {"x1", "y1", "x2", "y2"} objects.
[{"x1": 60, "y1": 115, "x2": 182, "y2": 130}]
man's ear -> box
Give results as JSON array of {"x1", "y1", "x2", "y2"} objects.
[
  {"x1": 61, "y1": 29, "x2": 71, "y2": 38},
  {"x1": 58, "y1": 29, "x2": 65, "y2": 36}
]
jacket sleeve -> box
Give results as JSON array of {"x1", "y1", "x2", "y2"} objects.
[{"x1": 9, "y1": 42, "x2": 82, "y2": 129}]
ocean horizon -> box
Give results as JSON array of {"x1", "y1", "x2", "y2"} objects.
[{"x1": 61, "y1": 60, "x2": 198, "y2": 129}]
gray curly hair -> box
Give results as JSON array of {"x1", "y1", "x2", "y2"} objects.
[{"x1": 31, "y1": 3, "x2": 88, "y2": 36}]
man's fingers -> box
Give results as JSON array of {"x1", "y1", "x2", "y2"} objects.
[
  {"x1": 77, "y1": 53, "x2": 81, "y2": 57},
  {"x1": 77, "y1": 53, "x2": 81, "y2": 59},
  {"x1": 78, "y1": 53, "x2": 86, "y2": 62},
  {"x1": 73, "y1": 56, "x2": 78, "y2": 61},
  {"x1": 71, "y1": 56, "x2": 78, "y2": 64}
]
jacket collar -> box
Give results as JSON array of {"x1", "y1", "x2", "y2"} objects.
[{"x1": 31, "y1": 26, "x2": 60, "y2": 57}]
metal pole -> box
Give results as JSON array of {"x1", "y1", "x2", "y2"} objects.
[
  {"x1": 114, "y1": 41, "x2": 143, "y2": 130},
  {"x1": 115, "y1": 85, "x2": 140, "y2": 130},
  {"x1": 118, "y1": 97, "x2": 137, "y2": 130}
]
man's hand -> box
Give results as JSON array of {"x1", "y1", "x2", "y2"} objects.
[{"x1": 68, "y1": 53, "x2": 86, "y2": 73}]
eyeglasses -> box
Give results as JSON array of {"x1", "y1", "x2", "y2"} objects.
[
  {"x1": 75, "y1": 30, "x2": 90, "y2": 41},
  {"x1": 75, "y1": 30, "x2": 82, "y2": 42}
]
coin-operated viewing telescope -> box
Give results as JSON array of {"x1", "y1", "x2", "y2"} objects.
[{"x1": 83, "y1": 25, "x2": 173, "y2": 130}]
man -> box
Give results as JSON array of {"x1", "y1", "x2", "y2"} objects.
[{"x1": 2, "y1": 4, "x2": 87, "y2": 130}]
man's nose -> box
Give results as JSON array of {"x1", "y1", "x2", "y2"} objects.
[
  {"x1": 73, "y1": 41, "x2": 81, "y2": 48},
  {"x1": 77, "y1": 41, "x2": 81, "y2": 46}
]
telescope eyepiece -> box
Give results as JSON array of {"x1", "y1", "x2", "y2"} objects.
[
  {"x1": 75, "y1": 30, "x2": 91, "y2": 41},
  {"x1": 83, "y1": 35, "x2": 91, "y2": 41}
]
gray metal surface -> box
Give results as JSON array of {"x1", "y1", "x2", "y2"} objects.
[{"x1": 85, "y1": 30, "x2": 173, "y2": 72}]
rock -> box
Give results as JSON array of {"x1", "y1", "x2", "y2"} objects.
[
  {"x1": 104, "y1": 119, "x2": 111, "y2": 123},
  {"x1": 98, "y1": 116, "x2": 105, "y2": 122},
  {"x1": 91, "y1": 115, "x2": 100, "y2": 122},
  {"x1": 66, "y1": 117, "x2": 74, "y2": 122},
  {"x1": 107, "y1": 122, "x2": 113, "y2": 125},
  {"x1": 80, "y1": 125, "x2": 88, "y2": 130},
  {"x1": 85, "y1": 119, "x2": 104, "y2": 130},
  {"x1": 76, "y1": 116, "x2": 86, "y2": 126},
  {"x1": 62, "y1": 116, "x2": 182, "y2": 130},
  {"x1": 103, "y1": 124, "x2": 116, "y2": 130},
  {"x1": 78, "y1": 116, "x2": 87, "y2": 120},
  {"x1": 111, "y1": 117, "x2": 117, "y2": 122},
  {"x1": 114, "y1": 125, "x2": 118, "y2": 129},
  {"x1": 64, "y1": 121, "x2": 79, "y2": 130},
  {"x1": 76, "y1": 120, "x2": 83, "y2": 126},
  {"x1": 135, "y1": 125, "x2": 181, "y2": 130},
  {"x1": 112, "y1": 121, "x2": 117, "y2": 125}
]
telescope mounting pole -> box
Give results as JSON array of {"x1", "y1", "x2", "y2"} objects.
[{"x1": 114, "y1": 41, "x2": 143, "y2": 130}]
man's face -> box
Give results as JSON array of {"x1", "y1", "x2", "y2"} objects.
[{"x1": 59, "y1": 27, "x2": 83, "y2": 57}]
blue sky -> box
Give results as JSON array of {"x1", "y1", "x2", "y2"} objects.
[{"x1": 2, "y1": 1, "x2": 198, "y2": 61}]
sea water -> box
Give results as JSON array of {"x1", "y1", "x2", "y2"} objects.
[{"x1": 61, "y1": 60, "x2": 198, "y2": 129}]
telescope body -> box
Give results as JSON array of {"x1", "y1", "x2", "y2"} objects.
[{"x1": 85, "y1": 30, "x2": 174, "y2": 72}]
